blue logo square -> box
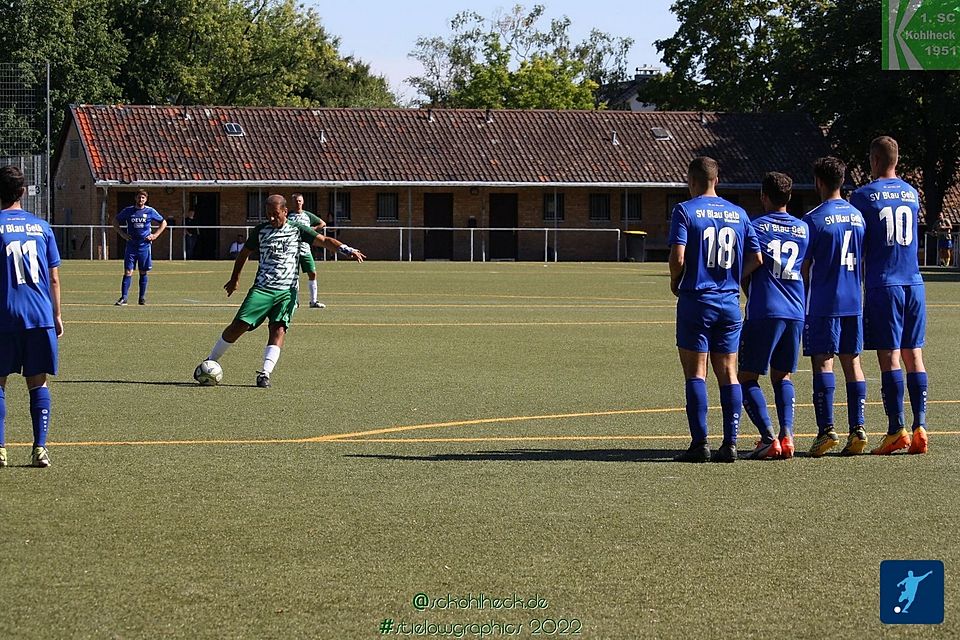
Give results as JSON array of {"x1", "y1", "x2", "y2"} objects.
[{"x1": 880, "y1": 560, "x2": 944, "y2": 624}]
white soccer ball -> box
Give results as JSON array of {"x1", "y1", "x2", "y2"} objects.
[{"x1": 193, "y1": 360, "x2": 223, "y2": 386}]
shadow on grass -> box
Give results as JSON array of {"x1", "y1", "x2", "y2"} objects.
[
  {"x1": 920, "y1": 268, "x2": 960, "y2": 282},
  {"x1": 346, "y1": 448, "x2": 680, "y2": 463},
  {"x1": 57, "y1": 379, "x2": 249, "y2": 388}
]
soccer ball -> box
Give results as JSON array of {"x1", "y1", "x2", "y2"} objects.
[{"x1": 193, "y1": 360, "x2": 223, "y2": 386}]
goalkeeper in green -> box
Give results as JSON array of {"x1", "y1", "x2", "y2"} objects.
[{"x1": 200, "y1": 194, "x2": 365, "y2": 387}]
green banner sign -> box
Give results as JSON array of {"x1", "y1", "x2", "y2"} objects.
[{"x1": 883, "y1": 0, "x2": 960, "y2": 70}]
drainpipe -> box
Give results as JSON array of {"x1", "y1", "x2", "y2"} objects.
[{"x1": 100, "y1": 185, "x2": 109, "y2": 260}]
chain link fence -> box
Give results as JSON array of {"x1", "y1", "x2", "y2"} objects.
[{"x1": 0, "y1": 62, "x2": 50, "y2": 218}]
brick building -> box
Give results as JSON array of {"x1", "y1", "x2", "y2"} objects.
[{"x1": 53, "y1": 105, "x2": 830, "y2": 261}]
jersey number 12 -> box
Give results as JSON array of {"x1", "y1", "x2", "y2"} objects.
[{"x1": 6, "y1": 239, "x2": 41, "y2": 285}]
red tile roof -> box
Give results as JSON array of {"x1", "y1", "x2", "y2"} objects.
[{"x1": 69, "y1": 105, "x2": 829, "y2": 188}]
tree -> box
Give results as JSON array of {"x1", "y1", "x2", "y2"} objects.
[
  {"x1": 646, "y1": 0, "x2": 960, "y2": 223},
  {"x1": 407, "y1": 4, "x2": 632, "y2": 108}
]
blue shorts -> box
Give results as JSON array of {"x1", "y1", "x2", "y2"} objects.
[
  {"x1": 739, "y1": 318, "x2": 802, "y2": 375},
  {"x1": 864, "y1": 285, "x2": 926, "y2": 350},
  {"x1": 803, "y1": 315, "x2": 862, "y2": 356},
  {"x1": 676, "y1": 291, "x2": 742, "y2": 353},
  {"x1": 124, "y1": 244, "x2": 153, "y2": 272},
  {"x1": 0, "y1": 328, "x2": 59, "y2": 377}
]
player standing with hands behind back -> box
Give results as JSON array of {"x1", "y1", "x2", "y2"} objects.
[
  {"x1": 0, "y1": 166, "x2": 63, "y2": 468},
  {"x1": 668, "y1": 156, "x2": 762, "y2": 463},
  {"x1": 850, "y1": 136, "x2": 929, "y2": 454}
]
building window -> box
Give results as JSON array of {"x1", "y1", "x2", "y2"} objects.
[
  {"x1": 589, "y1": 194, "x2": 611, "y2": 221},
  {"x1": 69, "y1": 139, "x2": 80, "y2": 159},
  {"x1": 377, "y1": 192, "x2": 399, "y2": 221},
  {"x1": 725, "y1": 194, "x2": 741, "y2": 206},
  {"x1": 543, "y1": 193, "x2": 565, "y2": 222},
  {"x1": 246, "y1": 192, "x2": 264, "y2": 223},
  {"x1": 787, "y1": 194, "x2": 805, "y2": 217},
  {"x1": 621, "y1": 193, "x2": 642, "y2": 221},
  {"x1": 666, "y1": 193, "x2": 685, "y2": 221},
  {"x1": 329, "y1": 192, "x2": 351, "y2": 222},
  {"x1": 302, "y1": 192, "x2": 318, "y2": 214}
]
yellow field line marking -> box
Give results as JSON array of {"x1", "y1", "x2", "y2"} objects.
[
  {"x1": 330, "y1": 431, "x2": 960, "y2": 444},
  {"x1": 63, "y1": 302, "x2": 676, "y2": 310},
  {"x1": 5, "y1": 400, "x2": 956, "y2": 448},
  {"x1": 70, "y1": 320, "x2": 674, "y2": 327}
]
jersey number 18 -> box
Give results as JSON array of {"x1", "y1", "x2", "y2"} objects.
[{"x1": 703, "y1": 226, "x2": 736, "y2": 269}]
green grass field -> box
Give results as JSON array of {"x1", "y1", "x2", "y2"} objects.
[{"x1": 1, "y1": 260, "x2": 958, "y2": 639}]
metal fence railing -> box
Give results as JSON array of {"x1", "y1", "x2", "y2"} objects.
[{"x1": 49, "y1": 225, "x2": 624, "y2": 262}]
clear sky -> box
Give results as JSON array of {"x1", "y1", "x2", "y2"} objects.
[{"x1": 308, "y1": 1, "x2": 678, "y2": 103}]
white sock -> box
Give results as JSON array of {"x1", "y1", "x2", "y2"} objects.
[
  {"x1": 262, "y1": 345, "x2": 281, "y2": 375},
  {"x1": 208, "y1": 337, "x2": 232, "y2": 362},
  {"x1": 308, "y1": 279, "x2": 318, "y2": 303}
]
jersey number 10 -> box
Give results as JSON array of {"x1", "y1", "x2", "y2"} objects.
[
  {"x1": 6, "y1": 239, "x2": 41, "y2": 285},
  {"x1": 879, "y1": 206, "x2": 914, "y2": 247},
  {"x1": 703, "y1": 226, "x2": 736, "y2": 269}
]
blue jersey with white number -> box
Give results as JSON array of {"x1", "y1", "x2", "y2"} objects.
[
  {"x1": 849, "y1": 178, "x2": 923, "y2": 289},
  {"x1": 668, "y1": 195, "x2": 759, "y2": 294},
  {"x1": 746, "y1": 212, "x2": 809, "y2": 321},
  {"x1": 802, "y1": 199, "x2": 865, "y2": 317},
  {"x1": 117, "y1": 205, "x2": 164, "y2": 248},
  {"x1": 0, "y1": 208, "x2": 61, "y2": 330}
]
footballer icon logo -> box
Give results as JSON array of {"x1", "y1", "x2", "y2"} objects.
[{"x1": 880, "y1": 560, "x2": 944, "y2": 624}]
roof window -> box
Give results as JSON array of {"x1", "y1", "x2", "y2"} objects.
[
  {"x1": 224, "y1": 122, "x2": 244, "y2": 136},
  {"x1": 651, "y1": 127, "x2": 672, "y2": 141}
]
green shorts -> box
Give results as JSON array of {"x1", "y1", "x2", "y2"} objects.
[
  {"x1": 235, "y1": 287, "x2": 298, "y2": 330},
  {"x1": 299, "y1": 251, "x2": 316, "y2": 274}
]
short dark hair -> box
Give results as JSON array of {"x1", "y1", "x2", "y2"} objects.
[
  {"x1": 870, "y1": 135, "x2": 899, "y2": 169},
  {"x1": 813, "y1": 156, "x2": 846, "y2": 192},
  {"x1": 688, "y1": 156, "x2": 719, "y2": 186},
  {"x1": 136, "y1": 189, "x2": 148, "y2": 198},
  {"x1": 0, "y1": 165, "x2": 26, "y2": 207},
  {"x1": 761, "y1": 172, "x2": 793, "y2": 208},
  {"x1": 291, "y1": 192, "x2": 303, "y2": 199}
]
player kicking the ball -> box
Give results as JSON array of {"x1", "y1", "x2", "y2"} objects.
[{"x1": 198, "y1": 194, "x2": 364, "y2": 387}]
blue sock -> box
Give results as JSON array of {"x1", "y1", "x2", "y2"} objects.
[
  {"x1": 719, "y1": 383, "x2": 742, "y2": 446},
  {"x1": 813, "y1": 372, "x2": 836, "y2": 433},
  {"x1": 881, "y1": 369, "x2": 905, "y2": 435},
  {"x1": 121, "y1": 275, "x2": 132, "y2": 299},
  {"x1": 741, "y1": 380, "x2": 774, "y2": 441},
  {"x1": 0, "y1": 386, "x2": 6, "y2": 446},
  {"x1": 773, "y1": 379, "x2": 795, "y2": 438},
  {"x1": 29, "y1": 386, "x2": 51, "y2": 448},
  {"x1": 846, "y1": 380, "x2": 867, "y2": 431},
  {"x1": 138, "y1": 273, "x2": 148, "y2": 301},
  {"x1": 684, "y1": 378, "x2": 709, "y2": 443},
  {"x1": 906, "y1": 372, "x2": 928, "y2": 430}
]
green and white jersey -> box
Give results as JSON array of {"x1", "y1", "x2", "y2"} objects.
[
  {"x1": 244, "y1": 221, "x2": 318, "y2": 290},
  {"x1": 288, "y1": 210, "x2": 323, "y2": 257}
]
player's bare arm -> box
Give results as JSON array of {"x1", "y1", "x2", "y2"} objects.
[
  {"x1": 312, "y1": 234, "x2": 366, "y2": 262},
  {"x1": 49, "y1": 266, "x2": 63, "y2": 337},
  {"x1": 146, "y1": 218, "x2": 168, "y2": 242},
  {"x1": 668, "y1": 244, "x2": 685, "y2": 297},
  {"x1": 224, "y1": 247, "x2": 252, "y2": 295},
  {"x1": 742, "y1": 250, "x2": 763, "y2": 280},
  {"x1": 113, "y1": 219, "x2": 130, "y2": 241}
]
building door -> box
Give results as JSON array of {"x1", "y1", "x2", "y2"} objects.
[
  {"x1": 488, "y1": 193, "x2": 518, "y2": 260},
  {"x1": 423, "y1": 193, "x2": 453, "y2": 260},
  {"x1": 190, "y1": 192, "x2": 220, "y2": 259}
]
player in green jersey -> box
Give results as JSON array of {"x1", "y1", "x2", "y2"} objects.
[
  {"x1": 289, "y1": 192, "x2": 327, "y2": 308},
  {"x1": 198, "y1": 194, "x2": 365, "y2": 387}
]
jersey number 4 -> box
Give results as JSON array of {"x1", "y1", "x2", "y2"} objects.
[
  {"x1": 879, "y1": 206, "x2": 914, "y2": 247},
  {"x1": 703, "y1": 226, "x2": 736, "y2": 269},
  {"x1": 6, "y1": 239, "x2": 41, "y2": 285}
]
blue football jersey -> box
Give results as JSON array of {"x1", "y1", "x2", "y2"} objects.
[
  {"x1": 0, "y1": 208, "x2": 61, "y2": 330},
  {"x1": 802, "y1": 199, "x2": 865, "y2": 317},
  {"x1": 668, "y1": 195, "x2": 760, "y2": 294},
  {"x1": 746, "y1": 212, "x2": 809, "y2": 321},
  {"x1": 849, "y1": 178, "x2": 923, "y2": 288},
  {"x1": 117, "y1": 205, "x2": 164, "y2": 247}
]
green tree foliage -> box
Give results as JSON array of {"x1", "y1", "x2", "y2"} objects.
[
  {"x1": 647, "y1": 0, "x2": 960, "y2": 222},
  {"x1": 0, "y1": 0, "x2": 395, "y2": 142},
  {"x1": 407, "y1": 4, "x2": 632, "y2": 108}
]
